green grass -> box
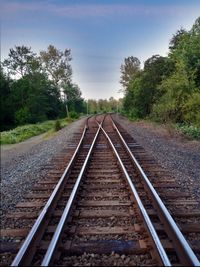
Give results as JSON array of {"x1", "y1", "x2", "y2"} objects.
[
  {"x1": 176, "y1": 124, "x2": 200, "y2": 140},
  {"x1": 0, "y1": 118, "x2": 71, "y2": 145}
]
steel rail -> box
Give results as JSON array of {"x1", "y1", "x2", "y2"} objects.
[
  {"x1": 110, "y1": 115, "x2": 200, "y2": 266},
  {"x1": 41, "y1": 122, "x2": 102, "y2": 266},
  {"x1": 98, "y1": 122, "x2": 171, "y2": 267},
  {"x1": 11, "y1": 123, "x2": 88, "y2": 266}
]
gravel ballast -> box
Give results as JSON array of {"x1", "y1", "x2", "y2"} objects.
[
  {"x1": 114, "y1": 114, "x2": 200, "y2": 202},
  {"x1": 1, "y1": 115, "x2": 200, "y2": 266},
  {"x1": 0, "y1": 118, "x2": 86, "y2": 219},
  {"x1": 1, "y1": 114, "x2": 199, "y2": 219}
]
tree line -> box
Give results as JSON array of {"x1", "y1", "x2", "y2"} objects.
[
  {"x1": 87, "y1": 97, "x2": 123, "y2": 114},
  {"x1": 120, "y1": 17, "x2": 200, "y2": 128},
  {"x1": 1, "y1": 45, "x2": 121, "y2": 131},
  {"x1": 0, "y1": 45, "x2": 85, "y2": 131}
]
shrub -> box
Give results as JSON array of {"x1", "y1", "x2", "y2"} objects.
[
  {"x1": 1, "y1": 120, "x2": 55, "y2": 144},
  {"x1": 183, "y1": 92, "x2": 200, "y2": 127},
  {"x1": 177, "y1": 124, "x2": 200, "y2": 139},
  {"x1": 151, "y1": 67, "x2": 194, "y2": 123},
  {"x1": 69, "y1": 111, "x2": 79, "y2": 119},
  {"x1": 54, "y1": 120, "x2": 61, "y2": 131}
]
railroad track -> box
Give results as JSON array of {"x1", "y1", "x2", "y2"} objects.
[{"x1": 1, "y1": 114, "x2": 200, "y2": 266}]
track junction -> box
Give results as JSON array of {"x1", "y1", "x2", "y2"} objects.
[{"x1": 1, "y1": 114, "x2": 200, "y2": 266}]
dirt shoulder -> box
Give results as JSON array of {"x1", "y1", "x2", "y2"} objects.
[
  {"x1": 1, "y1": 133, "x2": 47, "y2": 165},
  {"x1": 127, "y1": 119, "x2": 200, "y2": 150}
]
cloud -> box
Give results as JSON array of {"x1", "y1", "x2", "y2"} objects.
[
  {"x1": 1, "y1": 1, "x2": 42, "y2": 14},
  {"x1": 1, "y1": 1, "x2": 200, "y2": 19},
  {"x1": 50, "y1": 4, "x2": 199, "y2": 18}
]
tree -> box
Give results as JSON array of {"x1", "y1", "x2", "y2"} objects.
[
  {"x1": 169, "y1": 28, "x2": 187, "y2": 51},
  {"x1": 120, "y1": 56, "x2": 140, "y2": 89},
  {"x1": 152, "y1": 65, "x2": 194, "y2": 123},
  {"x1": 169, "y1": 18, "x2": 200, "y2": 88},
  {"x1": 87, "y1": 99, "x2": 99, "y2": 114},
  {"x1": 40, "y1": 45, "x2": 72, "y2": 86},
  {"x1": 183, "y1": 92, "x2": 200, "y2": 127},
  {"x1": 10, "y1": 72, "x2": 63, "y2": 125},
  {"x1": 86, "y1": 98, "x2": 121, "y2": 114},
  {"x1": 0, "y1": 67, "x2": 15, "y2": 130},
  {"x1": 121, "y1": 16, "x2": 200, "y2": 127},
  {"x1": 122, "y1": 55, "x2": 174, "y2": 118},
  {"x1": 3, "y1": 45, "x2": 38, "y2": 77},
  {"x1": 25, "y1": 72, "x2": 62, "y2": 123},
  {"x1": 191, "y1": 17, "x2": 200, "y2": 35},
  {"x1": 142, "y1": 55, "x2": 174, "y2": 114},
  {"x1": 1, "y1": 44, "x2": 84, "y2": 129},
  {"x1": 63, "y1": 83, "x2": 85, "y2": 114},
  {"x1": 151, "y1": 17, "x2": 200, "y2": 124}
]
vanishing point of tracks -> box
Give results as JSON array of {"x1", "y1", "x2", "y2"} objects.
[{"x1": 1, "y1": 114, "x2": 200, "y2": 266}]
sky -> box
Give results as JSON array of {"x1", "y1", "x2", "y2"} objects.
[{"x1": 1, "y1": 0, "x2": 200, "y2": 100}]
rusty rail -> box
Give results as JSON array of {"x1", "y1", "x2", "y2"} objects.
[{"x1": 11, "y1": 122, "x2": 88, "y2": 266}]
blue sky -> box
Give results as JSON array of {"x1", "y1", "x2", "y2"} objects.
[{"x1": 1, "y1": 0, "x2": 200, "y2": 99}]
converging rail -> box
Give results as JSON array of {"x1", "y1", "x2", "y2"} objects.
[
  {"x1": 11, "y1": 116, "x2": 102, "y2": 266},
  {"x1": 41, "y1": 121, "x2": 102, "y2": 266},
  {"x1": 97, "y1": 120, "x2": 170, "y2": 266},
  {"x1": 108, "y1": 114, "x2": 199, "y2": 266},
  {"x1": 7, "y1": 114, "x2": 200, "y2": 266}
]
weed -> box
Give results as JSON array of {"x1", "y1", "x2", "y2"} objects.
[
  {"x1": 54, "y1": 120, "x2": 62, "y2": 131},
  {"x1": 1, "y1": 118, "x2": 70, "y2": 145},
  {"x1": 176, "y1": 124, "x2": 200, "y2": 140}
]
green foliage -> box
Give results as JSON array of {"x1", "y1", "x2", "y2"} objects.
[
  {"x1": 183, "y1": 92, "x2": 200, "y2": 127},
  {"x1": 120, "y1": 56, "x2": 141, "y2": 89},
  {"x1": 121, "y1": 16, "x2": 200, "y2": 137},
  {"x1": 63, "y1": 83, "x2": 85, "y2": 114},
  {"x1": 176, "y1": 124, "x2": 200, "y2": 139},
  {"x1": 1, "y1": 118, "x2": 71, "y2": 145},
  {"x1": 87, "y1": 98, "x2": 122, "y2": 114},
  {"x1": 152, "y1": 66, "x2": 194, "y2": 123},
  {"x1": 54, "y1": 120, "x2": 62, "y2": 131},
  {"x1": 69, "y1": 111, "x2": 79, "y2": 119},
  {"x1": 0, "y1": 68, "x2": 15, "y2": 130},
  {"x1": 169, "y1": 28, "x2": 187, "y2": 51},
  {"x1": 1, "y1": 44, "x2": 84, "y2": 131},
  {"x1": 39, "y1": 45, "x2": 72, "y2": 86},
  {"x1": 122, "y1": 55, "x2": 174, "y2": 118},
  {"x1": 1, "y1": 120, "x2": 55, "y2": 144},
  {"x1": 3, "y1": 45, "x2": 38, "y2": 77},
  {"x1": 15, "y1": 107, "x2": 31, "y2": 125}
]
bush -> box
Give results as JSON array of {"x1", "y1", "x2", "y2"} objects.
[
  {"x1": 177, "y1": 124, "x2": 200, "y2": 139},
  {"x1": 69, "y1": 111, "x2": 79, "y2": 119},
  {"x1": 54, "y1": 120, "x2": 61, "y2": 131},
  {"x1": 183, "y1": 92, "x2": 200, "y2": 127},
  {"x1": 151, "y1": 68, "x2": 192, "y2": 123},
  {"x1": 151, "y1": 94, "x2": 177, "y2": 123},
  {"x1": 1, "y1": 120, "x2": 55, "y2": 144}
]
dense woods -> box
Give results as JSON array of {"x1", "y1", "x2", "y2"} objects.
[
  {"x1": 0, "y1": 45, "x2": 86, "y2": 131},
  {"x1": 121, "y1": 17, "x2": 200, "y2": 128},
  {"x1": 1, "y1": 45, "x2": 121, "y2": 131}
]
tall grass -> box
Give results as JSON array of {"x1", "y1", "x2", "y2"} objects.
[
  {"x1": 1, "y1": 118, "x2": 70, "y2": 145},
  {"x1": 176, "y1": 124, "x2": 200, "y2": 140}
]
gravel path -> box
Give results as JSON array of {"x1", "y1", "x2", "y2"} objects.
[
  {"x1": 0, "y1": 118, "x2": 86, "y2": 218},
  {"x1": 114, "y1": 114, "x2": 200, "y2": 201}
]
